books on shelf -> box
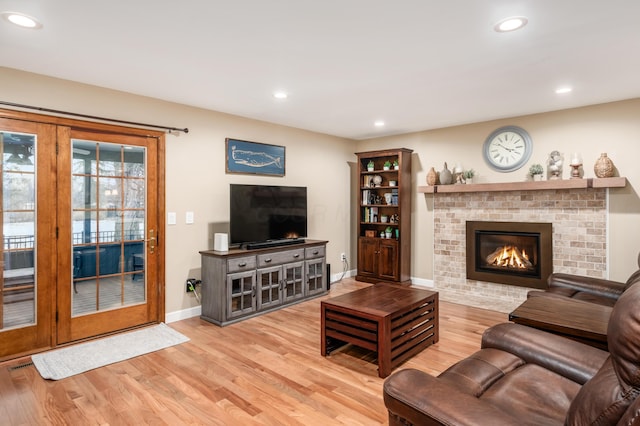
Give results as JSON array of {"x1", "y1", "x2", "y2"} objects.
[
  {"x1": 363, "y1": 207, "x2": 378, "y2": 223},
  {"x1": 362, "y1": 189, "x2": 370, "y2": 205}
]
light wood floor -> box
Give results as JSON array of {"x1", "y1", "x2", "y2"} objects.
[{"x1": 0, "y1": 278, "x2": 507, "y2": 425}]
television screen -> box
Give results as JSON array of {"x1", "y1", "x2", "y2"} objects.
[{"x1": 229, "y1": 184, "x2": 307, "y2": 246}]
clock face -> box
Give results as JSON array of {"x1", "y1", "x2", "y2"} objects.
[{"x1": 483, "y1": 126, "x2": 532, "y2": 172}]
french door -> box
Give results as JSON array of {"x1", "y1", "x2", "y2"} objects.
[
  {"x1": 0, "y1": 110, "x2": 164, "y2": 359},
  {"x1": 56, "y1": 129, "x2": 160, "y2": 343},
  {"x1": 0, "y1": 119, "x2": 56, "y2": 358}
]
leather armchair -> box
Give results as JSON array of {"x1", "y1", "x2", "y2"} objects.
[
  {"x1": 383, "y1": 280, "x2": 640, "y2": 426},
  {"x1": 527, "y1": 254, "x2": 640, "y2": 307}
]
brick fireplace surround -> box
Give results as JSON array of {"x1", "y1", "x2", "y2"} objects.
[{"x1": 432, "y1": 188, "x2": 608, "y2": 313}]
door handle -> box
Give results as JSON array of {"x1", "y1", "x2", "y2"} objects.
[{"x1": 145, "y1": 229, "x2": 156, "y2": 254}]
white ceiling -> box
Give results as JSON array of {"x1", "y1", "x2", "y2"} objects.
[{"x1": 1, "y1": 0, "x2": 639, "y2": 140}]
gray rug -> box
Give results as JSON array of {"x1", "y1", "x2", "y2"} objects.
[{"x1": 32, "y1": 323, "x2": 189, "y2": 380}]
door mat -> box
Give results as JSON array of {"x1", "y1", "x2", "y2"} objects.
[{"x1": 32, "y1": 323, "x2": 189, "y2": 380}]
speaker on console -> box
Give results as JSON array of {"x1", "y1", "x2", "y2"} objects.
[
  {"x1": 214, "y1": 233, "x2": 229, "y2": 252},
  {"x1": 326, "y1": 263, "x2": 331, "y2": 290}
]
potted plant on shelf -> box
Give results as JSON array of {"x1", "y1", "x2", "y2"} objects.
[
  {"x1": 385, "y1": 226, "x2": 393, "y2": 238},
  {"x1": 393, "y1": 159, "x2": 399, "y2": 170},
  {"x1": 462, "y1": 169, "x2": 475, "y2": 184},
  {"x1": 383, "y1": 160, "x2": 391, "y2": 170},
  {"x1": 367, "y1": 160, "x2": 375, "y2": 171},
  {"x1": 529, "y1": 163, "x2": 544, "y2": 181}
]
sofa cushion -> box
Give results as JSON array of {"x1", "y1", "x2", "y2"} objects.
[
  {"x1": 480, "y1": 363, "x2": 579, "y2": 425},
  {"x1": 437, "y1": 348, "x2": 524, "y2": 397}
]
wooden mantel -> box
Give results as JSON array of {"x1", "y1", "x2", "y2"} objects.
[{"x1": 417, "y1": 177, "x2": 626, "y2": 194}]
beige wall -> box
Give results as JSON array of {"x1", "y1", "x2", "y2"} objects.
[
  {"x1": 2, "y1": 67, "x2": 639, "y2": 316},
  {"x1": 357, "y1": 98, "x2": 640, "y2": 283},
  {"x1": 0, "y1": 67, "x2": 355, "y2": 316}
]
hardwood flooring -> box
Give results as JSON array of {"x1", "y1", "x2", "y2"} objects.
[{"x1": 0, "y1": 278, "x2": 507, "y2": 425}]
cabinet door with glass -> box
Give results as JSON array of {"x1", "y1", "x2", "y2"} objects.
[
  {"x1": 282, "y1": 261, "x2": 304, "y2": 303},
  {"x1": 227, "y1": 270, "x2": 256, "y2": 319},
  {"x1": 305, "y1": 258, "x2": 325, "y2": 297},
  {"x1": 257, "y1": 265, "x2": 282, "y2": 310}
]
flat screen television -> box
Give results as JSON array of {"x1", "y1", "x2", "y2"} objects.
[{"x1": 229, "y1": 184, "x2": 307, "y2": 247}]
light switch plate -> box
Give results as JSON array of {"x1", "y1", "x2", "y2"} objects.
[
  {"x1": 167, "y1": 212, "x2": 177, "y2": 225},
  {"x1": 186, "y1": 211, "x2": 194, "y2": 224}
]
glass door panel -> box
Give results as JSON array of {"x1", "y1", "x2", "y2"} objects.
[
  {"x1": 71, "y1": 140, "x2": 146, "y2": 316},
  {"x1": 1, "y1": 131, "x2": 36, "y2": 329}
]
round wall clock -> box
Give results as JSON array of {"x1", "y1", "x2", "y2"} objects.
[{"x1": 483, "y1": 125, "x2": 532, "y2": 172}]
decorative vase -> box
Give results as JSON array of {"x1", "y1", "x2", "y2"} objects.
[
  {"x1": 533, "y1": 174, "x2": 543, "y2": 182},
  {"x1": 594, "y1": 153, "x2": 615, "y2": 178},
  {"x1": 439, "y1": 162, "x2": 453, "y2": 185},
  {"x1": 426, "y1": 167, "x2": 438, "y2": 185}
]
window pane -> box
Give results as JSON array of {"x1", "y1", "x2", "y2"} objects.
[
  {"x1": 72, "y1": 175, "x2": 97, "y2": 210},
  {"x1": 124, "y1": 147, "x2": 145, "y2": 177},
  {"x1": 2, "y1": 131, "x2": 36, "y2": 329},
  {"x1": 98, "y1": 144, "x2": 122, "y2": 176},
  {"x1": 72, "y1": 141, "x2": 97, "y2": 175}
]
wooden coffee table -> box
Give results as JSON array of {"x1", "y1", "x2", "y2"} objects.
[
  {"x1": 321, "y1": 283, "x2": 439, "y2": 378},
  {"x1": 509, "y1": 296, "x2": 611, "y2": 350}
]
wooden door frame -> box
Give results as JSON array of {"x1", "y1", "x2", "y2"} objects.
[{"x1": 0, "y1": 108, "x2": 165, "y2": 353}]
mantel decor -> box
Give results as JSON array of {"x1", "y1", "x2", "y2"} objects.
[
  {"x1": 418, "y1": 177, "x2": 626, "y2": 194},
  {"x1": 225, "y1": 138, "x2": 285, "y2": 176}
]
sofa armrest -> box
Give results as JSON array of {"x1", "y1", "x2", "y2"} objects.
[
  {"x1": 548, "y1": 273, "x2": 626, "y2": 299},
  {"x1": 482, "y1": 323, "x2": 609, "y2": 384},
  {"x1": 384, "y1": 368, "x2": 522, "y2": 426}
]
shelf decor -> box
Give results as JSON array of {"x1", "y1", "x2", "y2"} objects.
[
  {"x1": 225, "y1": 138, "x2": 285, "y2": 176},
  {"x1": 594, "y1": 153, "x2": 615, "y2": 178}
]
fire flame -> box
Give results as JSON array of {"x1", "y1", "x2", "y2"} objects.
[{"x1": 486, "y1": 245, "x2": 532, "y2": 269}]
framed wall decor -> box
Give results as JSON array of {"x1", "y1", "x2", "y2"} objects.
[{"x1": 225, "y1": 138, "x2": 285, "y2": 176}]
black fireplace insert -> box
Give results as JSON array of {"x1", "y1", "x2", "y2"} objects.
[{"x1": 466, "y1": 221, "x2": 552, "y2": 289}]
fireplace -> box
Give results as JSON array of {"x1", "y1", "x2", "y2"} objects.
[{"x1": 466, "y1": 221, "x2": 552, "y2": 289}]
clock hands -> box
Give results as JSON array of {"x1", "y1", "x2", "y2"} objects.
[{"x1": 496, "y1": 143, "x2": 513, "y2": 152}]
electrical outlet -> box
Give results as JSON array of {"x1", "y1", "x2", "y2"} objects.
[
  {"x1": 341, "y1": 253, "x2": 346, "y2": 261},
  {"x1": 186, "y1": 278, "x2": 199, "y2": 292}
]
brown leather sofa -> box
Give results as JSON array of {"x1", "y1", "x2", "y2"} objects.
[
  {"x1": 526, "y1": 254, "x2": 640, "y2": 307},
  {"x1": 383, "y1": 278, "x2": 640, "y2": 425}
]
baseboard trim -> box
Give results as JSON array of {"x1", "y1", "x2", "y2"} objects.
[{"x1": 165, "y1": 305, "x2": 201, "y2": 323}]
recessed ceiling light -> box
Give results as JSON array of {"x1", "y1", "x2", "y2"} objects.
[
  {"x1": 555, "y1": 86, "x2": 573, "y2": 94},
  {"x1": 1, "y1": 11, "x2": 43, "y2": 29},
  {"x1": 494, "y1": 16, "x2": 528, "y2": 33},
  {"x1": 273, "y1": 91, "x2": 288, "y2": 99},
  {"x1": 374, "y1": 121, "x2": 385, "y2": 127}
]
